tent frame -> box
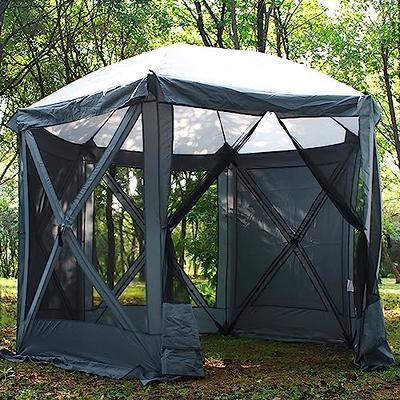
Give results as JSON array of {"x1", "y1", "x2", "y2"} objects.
[{"x1": 9, "y1": 73, "x2": 394, "y2": 381}]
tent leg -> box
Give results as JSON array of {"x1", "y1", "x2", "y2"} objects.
[
  {"x1": 216, "y1": 171, "x2": 228, "y2": 313},
  {"x1": 16, "y1": 132, "x2": 29, "y2": 349},
  {"x1": 143, "y1": 102, "x2": 173, "y2": 334},
  {"x1": 358, "y1": 103, "x2": 374, "y2": 236},
  {"x1": 83, "y1": 161, "x2": 94, "y2": 319},
  {"x1": 226, "y1": 167, "x2": 237, "y2": 329}
]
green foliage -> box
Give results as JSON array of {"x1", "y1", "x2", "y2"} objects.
[
  {"x1": 93, "y1": 166, "x2": 145, "y2": 301},
  {"x1": 0, "y1": 0, "x2": 179, "y2": 281},
  {"x1": 383, "y1": 214, "x2": 400, "y2": 240},
  {"x1": 184, "y1": 182, "x2": 218, "y2": 282},
  {"x1": 169, "y1": 171, "x2": 218, "y2": 306},
  {"x1": 94, "y1": 167, "x2": 144, "y2": 274},
  {"x1": 0, "y1": 183, "x2": 18, "y2": 278}
]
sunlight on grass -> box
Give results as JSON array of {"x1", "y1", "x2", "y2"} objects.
[
  {"x1": 93, "y1": 281, "x2": 146, "y2": 306},
  {"x1": 380, "y1": 278, "x2": 400, "y2": 311},
  {"x1": 0, "y1": 277, "x2": 17, "y2": 297},
  {"x1": 380, "y1": 277, "x2": 400, "y2": 293},
  {"x1": 0, "y1": 278, "x2": 17, "y2": 334}
]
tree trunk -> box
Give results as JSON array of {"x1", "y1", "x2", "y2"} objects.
[
  {"x1": 257, "y1": 0, "x2": 265, "y2": 52},
  {"x1": 257, "y1": 1, "x2": 272, "y2": 53},
  {"x1": 216, "y1": 2, "x2": 226, "y2": 48},
  {"x1": 193, "y1": 219, "x2": 199, "y2": 277},
  {"x1": 0, "y1": 152, "x2": 17, "y2": 186},
  {"x1": 138, "y1": 226, "x2": 145, "y2": 282},
  {"x1": 119, "y1": 212, "x2": 125, "y2": 272},
  {"x1": 230, "y1": 0, "x2": 240, "y2": 49},
  {"x1": 106, "y1": 165, "x2": 116, "y2": 288},
  {"x1": 282, "y1": 25, "x2": 290, "y2": 59},
  {"x1": 273, "y1": 7, "x2": 282, "y2": 57},
  {"x1": 193, "y1": 1, "x2": 212, "y2": 47},
  {"x1": 391, "y1": 263, "x2": 400, "y2": 284},
  {"x1": 180, "y1": 216, "x2": 187, "y2": 267},
  {"x1": 0, "y1": 1, "x2": 8, "y2": 36},
  {"x1": 381, "y1": 45, "x2": 400, "y2": 170}
]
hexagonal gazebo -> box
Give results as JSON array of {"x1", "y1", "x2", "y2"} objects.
[{"x1": 4, "y1": 44, "x2": 394, "y2": 382}]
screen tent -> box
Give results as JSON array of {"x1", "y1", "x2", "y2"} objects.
[{"x1": 3, "y1": 44, "x2": 395, "y2": 382}]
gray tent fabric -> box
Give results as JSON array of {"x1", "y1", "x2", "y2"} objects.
[
  {"x1": 355, "y1": 300, "x2": 394, "y2": 369},
  {"x1": 161, "y1": 303, "x2": 204, "y2": 377},
  {"x1": 2, "y1": 44, "x2": 394, "y2": 382}
]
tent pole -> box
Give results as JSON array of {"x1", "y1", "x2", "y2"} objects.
[
  {"x1": 143, "y1": 101, "x2": 173, "y2": 334},
  {"x1": 64, "y1": 105, "x2": 141, "y2": 226},
  {"x1": 216, "y1": 171, "x2": 228, "y2": 311},
  {"x1": 22, "y1": 239, "x2": 62, "y2": 339},
  {"x1": 226, "y1": 166, "x2": 237, "y2": 329},
  {"x1": 16, "y1": 132, "x2": 30, "y2": 349},
  {"x1": 102, "y1": 171, "x2": 145, "y2": 231},
  {"x1": 94, "y1": 253, "x2": 145, "y2": 323},
  {"x1": 25, "y1": 131, "x2": 64, "y2": 225},
  {"x1": 83, "y1": 161, "x2": 94, "y2": 320}
]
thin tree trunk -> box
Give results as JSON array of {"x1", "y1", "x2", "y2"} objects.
[
  {"x1": 119, "y1": 212, "x2": 125, "y2": 272},
  {"x1": 381, "y1": 46, "x2": 400, "y2": 170},
  {"x1": 282, "y1": 25, "x2": 290, "y2": 59},
  {"x1": 193, "y1": 1, "x2": 212, "y2": 47},
  {"x1": 391, "y1": 263, "x2": 400, "y2": 284},
  {"x1": 273, "y1": 7, "x2": 282, "y2": 57},
  {"x1": 0, "y1": 1, "x2": 8, "y2": 36},
  {"x1": 230, "y1": 0, "x2": 240, "y2": 49},
  {"x1": 397, "y1": 0, "x2": 400, "y2": 90},
  {"x1": 257, "y1": 1, "x2": 266, "y2": 52},
  {"x1": 193, "y1": 220, "x2": 199, "y2": 277},
  {"x1": 137, "y1": 226, "x2": 145, "y2": 282},
  {"x1": 180, "y1": 216, "x2": 187, "y2": 267},
  {"x1": 217, "y1": 2, "x2": 226, "y2": 48}
]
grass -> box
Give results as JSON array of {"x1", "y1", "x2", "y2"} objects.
[
  {"x1": 93, "y1": 281, "x2": 146, "y2": 306},
  {"x1": 0, "y1": 277, "x2": 399, "y2": 399},
  {"x1": 0, "y1": 277, "x2": 17, "y2": 296}
]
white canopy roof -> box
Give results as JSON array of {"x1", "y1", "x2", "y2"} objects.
[{"x1": 31, "y1": 44, "x2": 360, "y2": 109}]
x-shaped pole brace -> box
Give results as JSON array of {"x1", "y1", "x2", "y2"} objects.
[
  {"x1": 90, "y1": 170, "x2": 146, "y2": 317},
  {"x1": 20, "y1": 106, "x2": 153, "y2": 356},
  {"x1": 102, "y1": 171, "x2": 145, "y2": 232},
  {"x1": 227, "y1": 146, "x2": 357, "y2": 343},
  {"x1": 236, "y1": 168, "x2": 350, "y2": 340},
  {"x1": 164, "y1": 116, "x2": 265, "y2": 329}
]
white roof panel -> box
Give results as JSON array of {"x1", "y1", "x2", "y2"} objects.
[{"x1": 30, "y1": 44, "x2": 360, "y2": 109}]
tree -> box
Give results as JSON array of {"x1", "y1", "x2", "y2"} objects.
[
  {"x1": 315, "y1": 0, "x2": 400, "y2": 280},
  {"x1": 0, "y1": 0, "x2": 176, "y2": 281},
  {"x1": 179, "y1": 0, "x2": 328, "y2": 57}
]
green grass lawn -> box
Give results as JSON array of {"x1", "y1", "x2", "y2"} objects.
[{"x1": 0, "y1": 277, "x2": 399, "y2": 399}]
